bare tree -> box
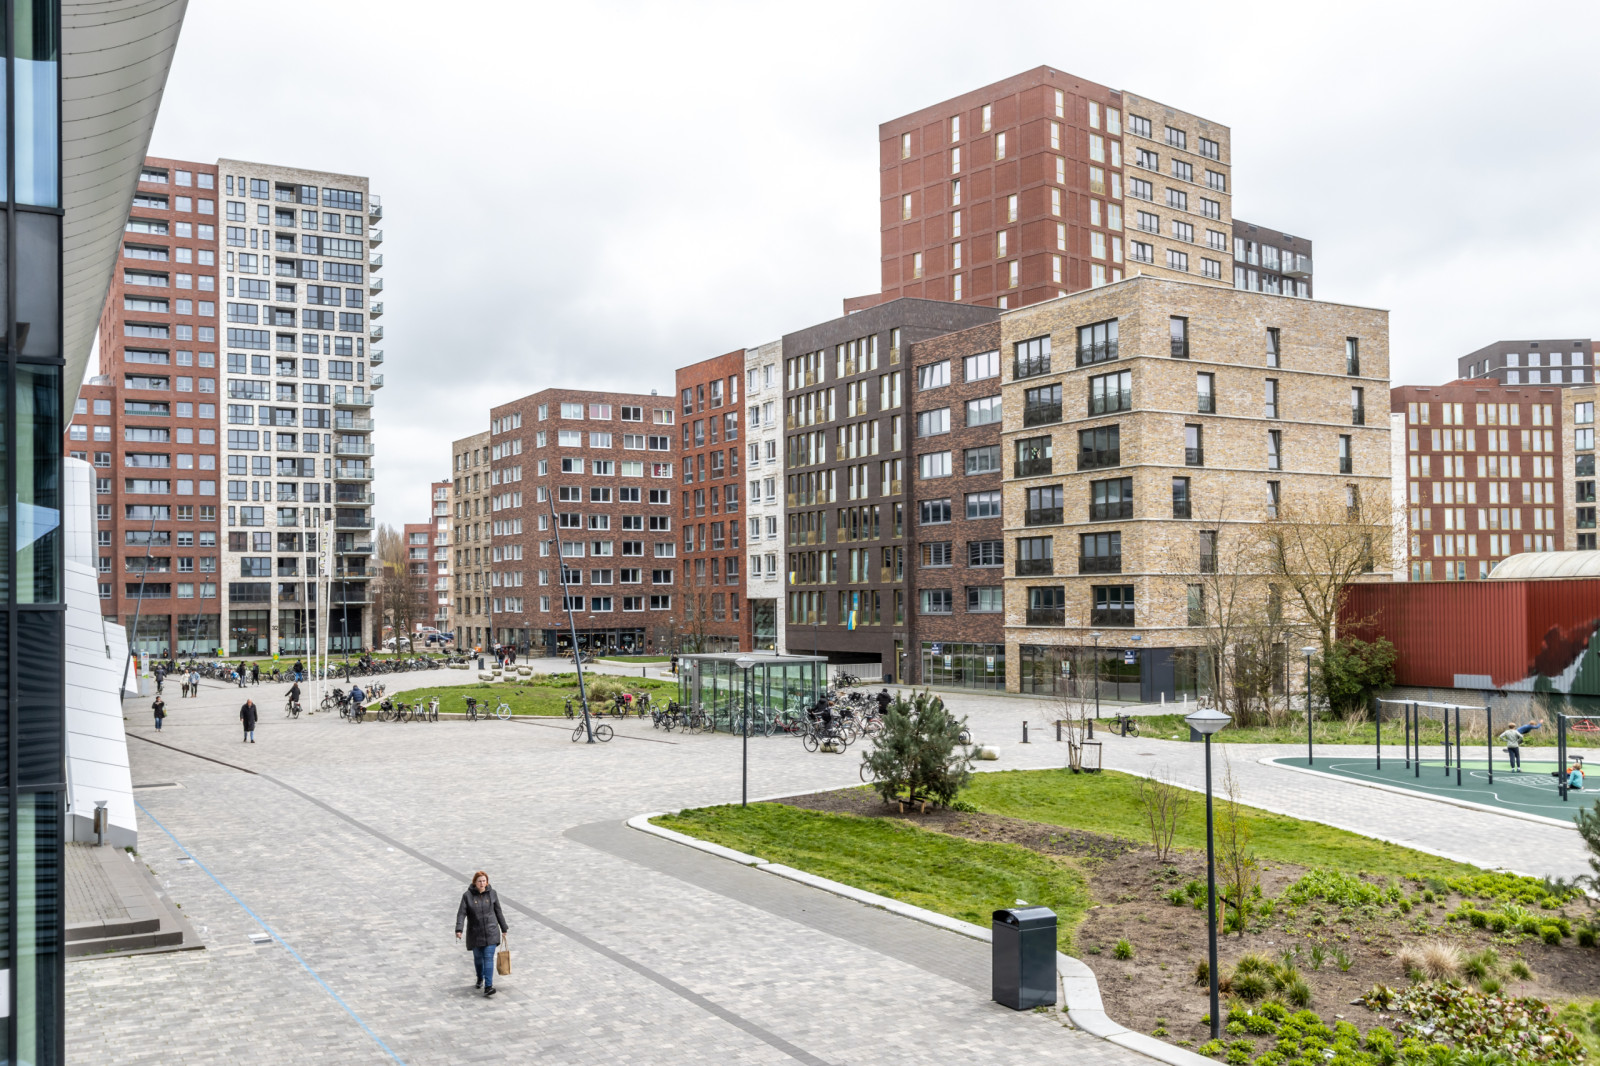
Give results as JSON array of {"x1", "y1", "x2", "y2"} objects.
[
  {"x1": 1215, "y1": 754, "x2": 1260, "y2": 936},
  {"x1": 1139, "y1": 768, "x2": 1191, "y2": 862},
  {"x1": 375, "y1": 524, "x2": 426, "y2": 648},
  {"x1": 1264, "y1": 481, "x2": 1396, "y2": 709}
]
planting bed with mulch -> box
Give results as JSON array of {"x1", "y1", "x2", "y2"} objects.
[{"x1": 777, "y1": 787, "x2": 1600, "y2": 1062}]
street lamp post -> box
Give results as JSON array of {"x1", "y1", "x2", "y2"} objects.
[
  {"x1": 1302, "y1": 645, "x2": 1318, "y2": 765},
  {"x1": 1185, "y1": 705, "x2": 1233, "y2": 1042},
  {"x1": 1089, "y1": 631, "x2": 1103, "y2": 720},
  {"x1": 735, "y1": 655, "x2": 757, "y2": 806}
]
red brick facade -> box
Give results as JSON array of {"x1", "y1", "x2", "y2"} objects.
[
  {"x1": 487, "y1": 388, "x2": 679, "y2": 654},
  {"x1": 68, "y1": 156, "x2": 223, "y2": 654},
  {"x1": 674, "y1": 351, "x2": 749, "y2": 651}
]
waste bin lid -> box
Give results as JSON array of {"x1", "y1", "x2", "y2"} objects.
[{"x1": 993, "y1": 906, "x2": 1057, "y2": 928}]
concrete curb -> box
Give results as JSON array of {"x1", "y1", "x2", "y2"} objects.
[
  {"x1": 626, "y1": 811, "x2": 1214, "y2": 1066},
  {"x1": 1259, "y1": 756, "x2": 1579, "y2": 832}
]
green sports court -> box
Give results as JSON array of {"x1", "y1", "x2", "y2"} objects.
[{"x1": 1267, "y1": 753, "x2": 1600, "y2": 823}]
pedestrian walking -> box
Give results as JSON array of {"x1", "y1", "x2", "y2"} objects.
[
  {"x1": 154, "y1": 665, "x2": 165, "y2": 695},
  {"x1": 188, "y1": 669, "x2": 200, "y2": 698},
  {"x1": 293, "y1": 659, "x2": 304, "y2": 682},
  {"x1": 877, "y1": 687, "x2": 891, "y2": 715},
  {"x1": 455, "y1": 870, "x2": 508, "y2": 996},
  {"x1": 240, "y1": 697, "x2": 258, "y2": 743},
  {"x1": 152, "y1": 695, "x2": 167, "y2": 731},
  {"x1": 179, "y1": 673, "x2": 190, "y2": 699},
  {"x1": 237, "y1": 662, "x2": 247, "y2": 689},
  {"x1": 251, "y1": 663, "x2": 260, "y2": 685}
]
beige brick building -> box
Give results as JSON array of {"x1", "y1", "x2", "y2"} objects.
[
  {"x1": 996, "y1": 275, "x2": 1390, "y2": 700},
  {"x1": 1566, "y1": 384, "x2": 1596, "y2": 552},
  {"x1": 448, "y1": 429, "x2": 492, "y2": 649}
]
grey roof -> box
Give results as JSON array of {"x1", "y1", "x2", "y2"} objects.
[{"x1": 1487, "y1": 551, "x2": 1600, "y2": 580}]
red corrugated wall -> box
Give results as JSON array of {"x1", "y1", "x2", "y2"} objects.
[{"x1": 1341, "y1": 580, "x2": 1600, "y2": 692}]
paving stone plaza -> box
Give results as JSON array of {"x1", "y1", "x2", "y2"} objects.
[{"x1": 69, "y1": 666, "x2": 1593, "y2": 1065}]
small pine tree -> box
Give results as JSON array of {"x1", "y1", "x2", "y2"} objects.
[{"x1": 863, "y1": 690, "x2": 974, "y2": 807}]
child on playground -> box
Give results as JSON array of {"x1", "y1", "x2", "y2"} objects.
[
  {"x1": 1568, "y1": 758, "x2": 1585, "y2": 791},
  {"x1": 1497, "y1": 721, "x2": 1540, "y2": 771}
]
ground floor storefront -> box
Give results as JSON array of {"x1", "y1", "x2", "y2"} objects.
[{"x1": 1013, "y1": 643, "x2": 1213, "y2": 704}]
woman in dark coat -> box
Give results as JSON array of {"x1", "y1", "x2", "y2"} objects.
[
  {"x1": 240, "y1": 698, "x2": 258, "y2": 743},
  {"x1": 455, "y1": 870, "x2": 508, "y2": 996},
  {"x1": 152, "y1": 695, "x2": 167, "y2": 731}
]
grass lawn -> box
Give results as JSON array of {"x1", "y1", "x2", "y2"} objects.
[
  {"x1": 963, "y1": 769, "x2": 1478, "y2": 879},
  {"x1": 655, "y1": 803, "x2": 1089, "y2": 951},
  {"x1": 597, "y1": 655, "x2": 669, "y2": 663},
  {"x1": 1117, "y1": 713, "x2": 1565, "y2": 749},
  {"x1": 403, "y1": 674, "x2": 679, "y2": 717}
]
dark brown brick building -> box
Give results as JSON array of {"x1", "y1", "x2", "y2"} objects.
[
  {"x1": 782, "y1": 298, "x2": 997, "y2": 680},
  {"x1": 487, "y1": 388, "x2": 678, "y2": 654},
  {"x1": 675, "y1": 351, "x2": 748, "y2": 651},
  {"x1": 903, "y1": 322, "x2": 1006, "y2": 688},
  {"x1": 71, "y1": 156, "x2": 223, "y2": 654}
]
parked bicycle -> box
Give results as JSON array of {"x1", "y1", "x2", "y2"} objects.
[
  {"x1": 572, "y1": 719, "x2": 614, "y2": 743},
  {"x1": 1110, "y1": 713, "x2": 1140, "y2": 738}
]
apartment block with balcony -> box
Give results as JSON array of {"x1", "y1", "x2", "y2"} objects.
[
  {"x1": 869, "y1": 67, "x2": 1233, "y2": 315},
  {"x1": 431, "y1": 480, "x2": 451, "y2": 629},
  {"x1": 1391, "y1": 380, "x2": 1574, "y2": 580},
  {"x1": 1232, "y1": 219, "x2": 1312, "y2": 298},
  {"x1": 676, "y1": 351, "x2": 749, "y2": 652},
  {"x1": 76, "y1": 157, "x2": 224, "y2": 654},
  {"x1": 216, "y1": 159, "x2": 381, "y2": 654},
  {"x1": 487, "y1": 389, "x2": 679, "y2": 655},
  {"x1": 1457, "y1": 339, "x2": 1595, "y2": 388},
  {"x1": 782, "y1": 299, "x2": 998, "y2": 680},
  {"x1": 1567, "y1": 386, "x2": 1596, "y2": 552},
  {"x1": 744, "y1": 341, "x2": 786, "y2": 651},
  {"x1": 903, "y1": 322, "x2": 1007, "y2": 689},
  {"x1": 1000, "y1": 274, "x2": 1389, "y2": 701},
  {"x1": 449, "y1": 430, "x2": 493, "y2": 649}
]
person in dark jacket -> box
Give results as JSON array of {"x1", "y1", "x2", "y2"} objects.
[
  {"x1": 152, "y1": 695, "x2": 167, "y2": 731},
  {"x1": 240, "y1": 698, "x2": 258, "y2": 743},
  {"x1": 877, "y1": 688, "x2": 891, "y2": 714},
  {"x1": 455, "y1": 870, "x2": 508, "y2": 996},
  {"x1": 251, "y1": 663, "x2": 260, "y2": 685}
]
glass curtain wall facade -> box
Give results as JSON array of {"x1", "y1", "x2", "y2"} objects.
[{"x1": 6, "y1": 2, "x2": 67, "y2": 1061}]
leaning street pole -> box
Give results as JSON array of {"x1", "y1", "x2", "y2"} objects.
[{"x1": 547, "y1": 493, "x2": 593, "y2": 743}]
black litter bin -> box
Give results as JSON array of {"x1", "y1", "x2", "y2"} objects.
[{"x1": 992, "y1": 906, "x2": 1057, "y2": 1010}]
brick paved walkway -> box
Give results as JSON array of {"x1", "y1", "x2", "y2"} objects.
[{"x1": 73, "y1": 679, "x2": 1590, "y2": 1064}]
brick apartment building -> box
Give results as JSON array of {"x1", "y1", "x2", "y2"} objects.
[
  {"x1": 902, "y1": 321, "x2": 1007, "y2": 688},
  {"x1": 402, "y1": 521, "x2": 433, "y2": 639},
  {"x1": 744, "y1": 341, "x2": 786, "y2": 650},
  {"x1": 676, "y1": 351, "x2": 749, "y2": 651},
  {"x1": 1457, "y1": 339, "x2": 1595, "y2": 387},
  {"x1": 782, "y1": 299, "x2": 998, "y2": 679},
  {"x1": 486, "y1": 389, "x2": 678, "y2": 654},
  {"x1": 71, "y1": 157, "x2": 223, "y2": 655},
  {"x1": 1567, "y1": 386, "x2": 1596, "y2": 552},
  {"x1": 429, "y1": 480, "x2": 451, "y2": 630},
  {"x1": 1391, "y1": 379, "x2": 1585, "y2": 580},
  {"x1": 448, "y1": 430, "x2": 492, "y2": 648},
  {"x1": 1000, "y1": 274, "x2": 1390, "y2": 700},
  {"x1": 868, "y1": 67, "x2": 1235, "y2": 314},
  {"x1": 1231, "y1": 220, "x2": 1312, "y2": 298}
]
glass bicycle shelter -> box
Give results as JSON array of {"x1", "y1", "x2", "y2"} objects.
[{"x1": 676, "y1": 653, "x2": 828, "y2": 733}]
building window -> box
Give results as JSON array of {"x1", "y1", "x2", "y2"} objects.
[
  {"x1": 1266, "y1": 328, "x2": 1280, "y2": 367},
  {"x1": 1026, "y1": 586, "x2": 1065, "y2": 626},
  {"x1": 1185, "y1": 424, "x2": 1204, "y2": 466},
  {"x1": 1346, "y1": 337, "x2": 1360, "y2": 376},
  {"x1": 1264, "y1": 378, "x2": 1279, "y2": 419},
  {"x1": 1023, "y1": 384, "x2": 1061, "y2": 426},
  {"x1": 1079, "y1": 531, "x2": 1121, "y2": 574},
  {"x1": 1172, "y1": 477, "x2": 1191, "y2": 519},
  {"x1": 1025, "y1": 486, "x2": 1064, "y2": 526},
  {"x1": 1090, "y1": 478, "x2": 1133, "y2": 521},
  {"x1": 1015, "y1": 436, "x2": 1052, "y2": 477},
  {"x1": 1338, "y1": 435, "x2": 1353, "y2": 474},
  {"x1": 1016, "y1": 536, "x2": 1052, "y2": 575},
  {"x1": 1077, "y1": 319, "x2": 1118, "y2": 366},
  {"x1": 1197, "y1": 373, "x2": 1215, "y2": 414},
  {"x1": 1014, "y1": 335, "x2": 1051, "y2": 379},
  {"x1": 919, "y1": 589, "x2": 953, "y2": 615},
  {"x1": 1268, "y1": 430, "x2": 1282, "y2": 471},
  {"x1": 1078, "y1": 426, "x2": 1120, "y2": 470},
  {"x1": 1089, "y1": 370, "x2": 1132, "y2": 415},
  {"x1": 1091, "y1": 585, "x2": 1135, "y2": 626},
  {"x1": 1170, "y1": 316, "x2": 1189, "y2": 358}
]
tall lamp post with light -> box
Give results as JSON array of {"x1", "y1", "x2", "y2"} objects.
[
  {"x1": 735, "y1": 655, "x2": 756, "y2": 806},
  {"x1": 1302, "y1": 645, "x2": 1318, "y2": 765},
  {"x1": 1089, "y1": 630, "x2": 1103, "y2": 720},
  {"x1": 1185, "y1": 704, "x2": 1232, "y2": 1041}
]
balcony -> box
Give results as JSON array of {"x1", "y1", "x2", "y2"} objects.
[
  {"x1": 1026, "y1": 606, "x2": 1065, "y2": 627},
  {"x1": 1015, "y1": 457, "x2": 1053, "y2": 477},
  {"x1": 369, "y1": 325, "x2": 384, "y2": 342},
  {"x1": 1024, "y1": 507, "x2": 1063, "y2": 526},
  {"x1": 1078, "y1": 448, "x2": 1120, "y2": 471},
  {"x1": 330, "y1": 589, "x2": 373, "y2": 605},
  {"x1": 1015, "y1": 558, "x2": 1053, "y2": 576},
  {"x1": 371, "y1": 373, "x2": 384, "y2": 390},
  {"x1": 1284, "y1": 254, "x2": 1313, "y2": 278},
  {"x1": 368, "y1": 228, "x2": 384, "y2": 246},
  {"x1": 368, "y1": 349, "x2": 383, "y2": 366},
  {"x1": 333, "y1": 466, "x2": 374, "y2": 482},
  {"x1": 1185, "y1": 447, "x2": 1204, "y2": 467},
  {"x1": 332, "y1": 565, "x2": 380, "y2": 579},
  {"x1": 1079, "y1": 555, "x2": 1122, "y2": 574},
  {"x1": 369, "y1": 253, "x2": 383, "y2": 270},
  {"x1": 334, "y1": 391, "x2": 373, "y2": 409},
  {"x1": 1023, "y1": 401, "x2": 1061, "y2": 427},
  {"x1": 369, "y1": 195, "x2": 383, "y2": 218},
  {"x1": 1089, "y1": 608, "x2": 1135, "y2": 627},
  {"x1": 1090, "y1": 501, "x2": 1134, "y2": 521},
  {"x1": 370, "y1": 301, "x2": 384, "y2": 319},
  {"x1": 1352, "y1": 406, "x2": 1366, "y2": 426},
  {"x1": 334, "y1": 489, "x2": 375, "y2": 505},
  {"x1": 335, "y1": 441, "x2": 374, "y2": 457},
  {"x1": 335, "y1": 517, "x2": 375, "y2": 531},
  {"x1": 1200, "y1": 554, "x2": 1217, "y2": 574},
  {"x1": 334, "y1": 416, "x2": 374, "y2": 433},
  {"x1": 369, "y1": 275, "x2": 384, "y2": 294}
]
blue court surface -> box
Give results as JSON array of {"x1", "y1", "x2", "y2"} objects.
[{"x1": 1265, "y1": 755, "x2": 1600, "y2": 823}]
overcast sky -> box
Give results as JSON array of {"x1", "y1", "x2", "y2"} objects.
[{"x1": 146, "y1": 0, "x2": 1600, "y2": 528}]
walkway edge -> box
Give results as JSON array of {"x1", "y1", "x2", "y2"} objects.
[
  {"x1": 626, "y1": 812, "x2": 1215, "y2": 1066},
  {"x1": 1259, "y1": 757, "x2": 1579, "y2": 833}
]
